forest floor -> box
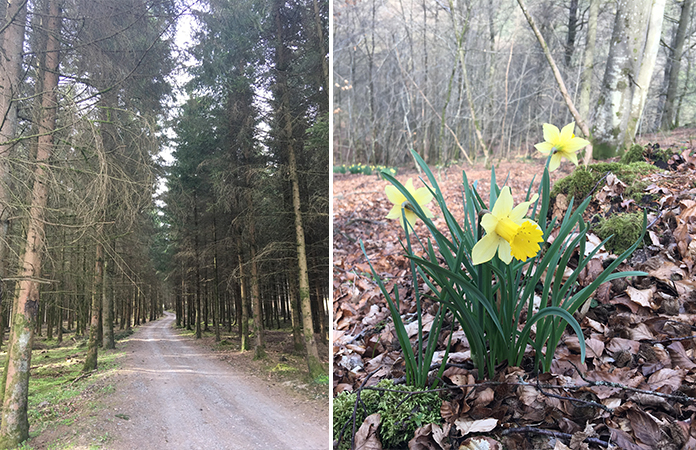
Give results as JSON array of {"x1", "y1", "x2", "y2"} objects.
[
  {"x1": 333, "y1": 128, "x2": 696, "y2": 449},
  {"x1": 24, "y1": 312, "x2": 330, "y2": 449}
]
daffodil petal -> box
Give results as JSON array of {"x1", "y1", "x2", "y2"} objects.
[
  {"x1": 565, "y1": 150, "x2": 579, "y2": 166},
  {"x1": 404, "y1": 178, "x2": 415, "y2": 193},
  {"x1": 403, "y1": 209, "x2": 418, "y2": 229},
  {"x1": 509, "y1": 200, "x2": 534, "y2": 223},
  {"x1": 413, "y1": 187, "x2": 434, "y2": 206},
  {"x1": 497, "y1": 239, "x2": 513, "y2": 264},
  {"x1": 564, "y1": 137, "x2": 590, "y2": 152},
  {"x1": 386, "y1": 204, "x2": 403, "y2": 219},
  {"x1": 480, "y1": 213, "x2": 498, "y2": 234},
  {"x1": 535, "y1": 142, "x2": 554, "y2": 154},
  {"x1": 491, "y1": 186, "x2": 513, "y2": 218},
  {"x1": 542, "y1": 123, "x2": 560, "y2": 144},
  {"x1": 560, "y1": 122, "x2": 576, "y2": 142},
  {"x1": 385, "y1": 185, "x2": 405, "y2": 205},
  {"x1": 420, "y1": 205, "x2": 434, "y2": 219},
  {"x1": 472, "y1": 233, "x2": 500, "y2": 265},
  {"x1": 549, "y1": 153, "x2": 562, "y2": 172}
]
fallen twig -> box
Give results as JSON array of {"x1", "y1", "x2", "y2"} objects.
[
  {"x1": 71, "y1": 369, "x2": 96, "y2": 385},
  {"x1": 502, "y1": 426, "x2": 609, "y2": 447}
]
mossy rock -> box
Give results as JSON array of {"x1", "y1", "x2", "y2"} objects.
[
  {"x1": 594, "y1": 212, "x2": 645, "y2": 254},
  {"x1": 551, "y1": 161, "x2": 656, "y2": 203},
  {"x1": 333, "y1": 379, "x2": 443, "y2": 449}
]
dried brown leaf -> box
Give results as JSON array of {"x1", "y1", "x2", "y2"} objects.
[
  {"x1": 667, "y1": 341, "x2": 696, "y2": 370},
  {"x1": 626, "y1": 407, "x2": 661, "y2": 446},
  {"x1": 647, "y1": 367, "x2": 686, "y2": 393},
  {"x1": 473, "y1": 388, "x2": 495, "y2": 407},
  {"x1": 408, "y1": 423, "x2": 451, "y2": 450},
  {"x1": 458, "y1": 436, "x2": 501, "y2": 450},
  {"x1": 354, "y1": 413, "x2": 382, "y2": 450},
  {"x1": 454, "y1": 418, "x2": 498, "y2": 436},
  {"x1": 626, "y1": 286, "x2": 656, "y2": 310}
]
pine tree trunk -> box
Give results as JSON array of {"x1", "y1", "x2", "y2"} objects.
[
  {"x1": 237, "y1": 240, "x2": 249, "y2": 351},
  {"x1": 0, "y1": 0, "x2": 28, "y2": 355},
  {"x1": 248, "y1": 221, "x2": 265, "y2": 359},
  {"x1": 102, "y1": 258, "x2": 114, "y2": 349},
  {"x1": 274, "y1": 0, "x2": 325, "y2": 379},
  {"x1": 83, "y1": 240, "x2": 104, "y2": 372},
  {"x1": 0, "y1": 1, "x2": 59, "y2": 444}
]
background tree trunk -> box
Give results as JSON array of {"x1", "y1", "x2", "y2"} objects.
[
  {"x1": 0, "y1": 0, "x2": 60, "y2": 444},
  {"x1": 592, "y1": 0, "x2": 655, "y2": 158},
  {"x1": 660, "y1": 0, "x2": 692, "y2": 130}
]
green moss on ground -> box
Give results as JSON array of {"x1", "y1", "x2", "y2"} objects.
[
  {"x1": 620, "y1": 144, "x2": 645, "y2": 164},
  {"x1": 551, "y1": 161, "x2": 656, "y2": 202},
  {"x1": 333, "y1": 379, "x2": 443, "y2": 449},
  {"x1": 594, "y1": 212, "x2": 645, "y2": 254}
]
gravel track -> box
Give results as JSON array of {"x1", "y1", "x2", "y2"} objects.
[{"x1": 105, "y1": 312, "x2": 329, "y2": 449}]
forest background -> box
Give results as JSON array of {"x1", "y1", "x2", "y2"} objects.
[
  {"x1": 333, "y1": 0, "x2": 695, "y2": 167},
  {"x1": 0, "y1": 0, "x2": 329, "y2": 446}
]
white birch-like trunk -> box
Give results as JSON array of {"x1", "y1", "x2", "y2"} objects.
[
  {"x1": 625, "y1": 0, "x2": 666, "y2": 142},
  {"x1": 592, "y1": 0, "x2": 655, "y2": 158}
]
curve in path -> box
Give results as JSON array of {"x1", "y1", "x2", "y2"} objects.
[{"x1": 106, "y1": 312, "x2": 329, "y2": 450}]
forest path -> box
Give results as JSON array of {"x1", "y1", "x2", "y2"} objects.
[{"x1": 102, "y1": 312, "x2": 328, "y2": 449}]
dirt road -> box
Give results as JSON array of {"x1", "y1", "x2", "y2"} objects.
[{"x1": 103, "y1": 312, "x2": 329, "y2": 449}]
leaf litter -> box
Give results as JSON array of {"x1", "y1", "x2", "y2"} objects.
[{"x1": 334, "y1": 137, "x2": 696, "y2": 449}]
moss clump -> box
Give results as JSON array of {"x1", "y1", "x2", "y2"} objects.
[
  {"x1": 594, "y1": 212, "x2": 645, "y2": 254},
  {"x1": 648, "y1": 145, "x2": 674, "y2": 164},
  {"x1": 333, "y1": 379, "x2": 443, "y2": 449},
  {"x1": 621, "y1": 144, "x2": 644, "y2": 164},
  {"x1": 551, "y1": 169, "x2": 597, "y2": 202},
  {"x1": 551, "y1": 161, "x2": 656, "y2": 202}
]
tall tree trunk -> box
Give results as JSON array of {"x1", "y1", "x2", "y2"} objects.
[
  {"x1": 592, "y1": 0, "x2": 654, "y2": 158},
  {"x1": 0, "y1": 0, "x2": 28, "y2": 353},
  {"x1": 577, "y1": 0, "x2": 598, "y2": 165},
  {"x1": 625, "y1": 0, "x2": 665, "y2": 141},
  {"x1": 193, "y1": 194, "x2": 201, "y2": 339},
  {"x1": 237, "y1": 238, "x2": 249, "y2": 351},
  {"x1": 83, "y1": 239, "x2": 104, "y2": 372},
  {"x1": 274, "y1": 0, "x2": 325, "y2": 379},
  {"x1": 0, "y1": 1, "x2": 60, "y2": 444},
  {"x1": 565, "y1": 0, "x2": 578, "y2": 66},
  {"x1": 310, "y1": 0, "x2": 328, "y2": 101},
  {"x1": 102, "y1": 257, "x2": 114, "y2": 349},
  {"x1": 660, "y1": 0, "x2": 692, "y2": 130},
  {"x1": 288, "y1": 268, "x2": 303, "y2": 353},
  {"x1": 248, "y1": 216, "x2": 265, "y2": 359},
  {"x1": 212, "y1": 211, "x2": 220, "y2": 342}
]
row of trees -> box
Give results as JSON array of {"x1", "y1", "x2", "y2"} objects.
[
  {"x1": 334, "y1": 0, "x2": 695, "y2": 166},
  {"x1": 162, "y1": 0, "x2": 329, "y2": 377},
  {"x1": 0, "y1": 0, "x2": 176, "y2": 446},
  {"x1": 1, "y1": 0, "x2": 330, "y2": 444}
]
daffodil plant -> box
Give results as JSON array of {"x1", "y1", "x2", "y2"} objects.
[{"x1": 366, "y1": 134, "x2": 646, "y2": 380}]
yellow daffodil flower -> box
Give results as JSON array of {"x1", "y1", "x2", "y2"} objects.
[
  {"x1": 385, "y1": 178, "x2": 434, "y2": 229},
  {"x1": 534, "y1": 122, "x2": 590, "y2": 171},
  {"x1": 472, "y1": 187, "x2": 543, "y2": 265}
]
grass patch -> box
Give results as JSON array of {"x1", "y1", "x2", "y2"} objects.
[{"x1": 0, "y1": 332, "x2": 127, "y2": 448}]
